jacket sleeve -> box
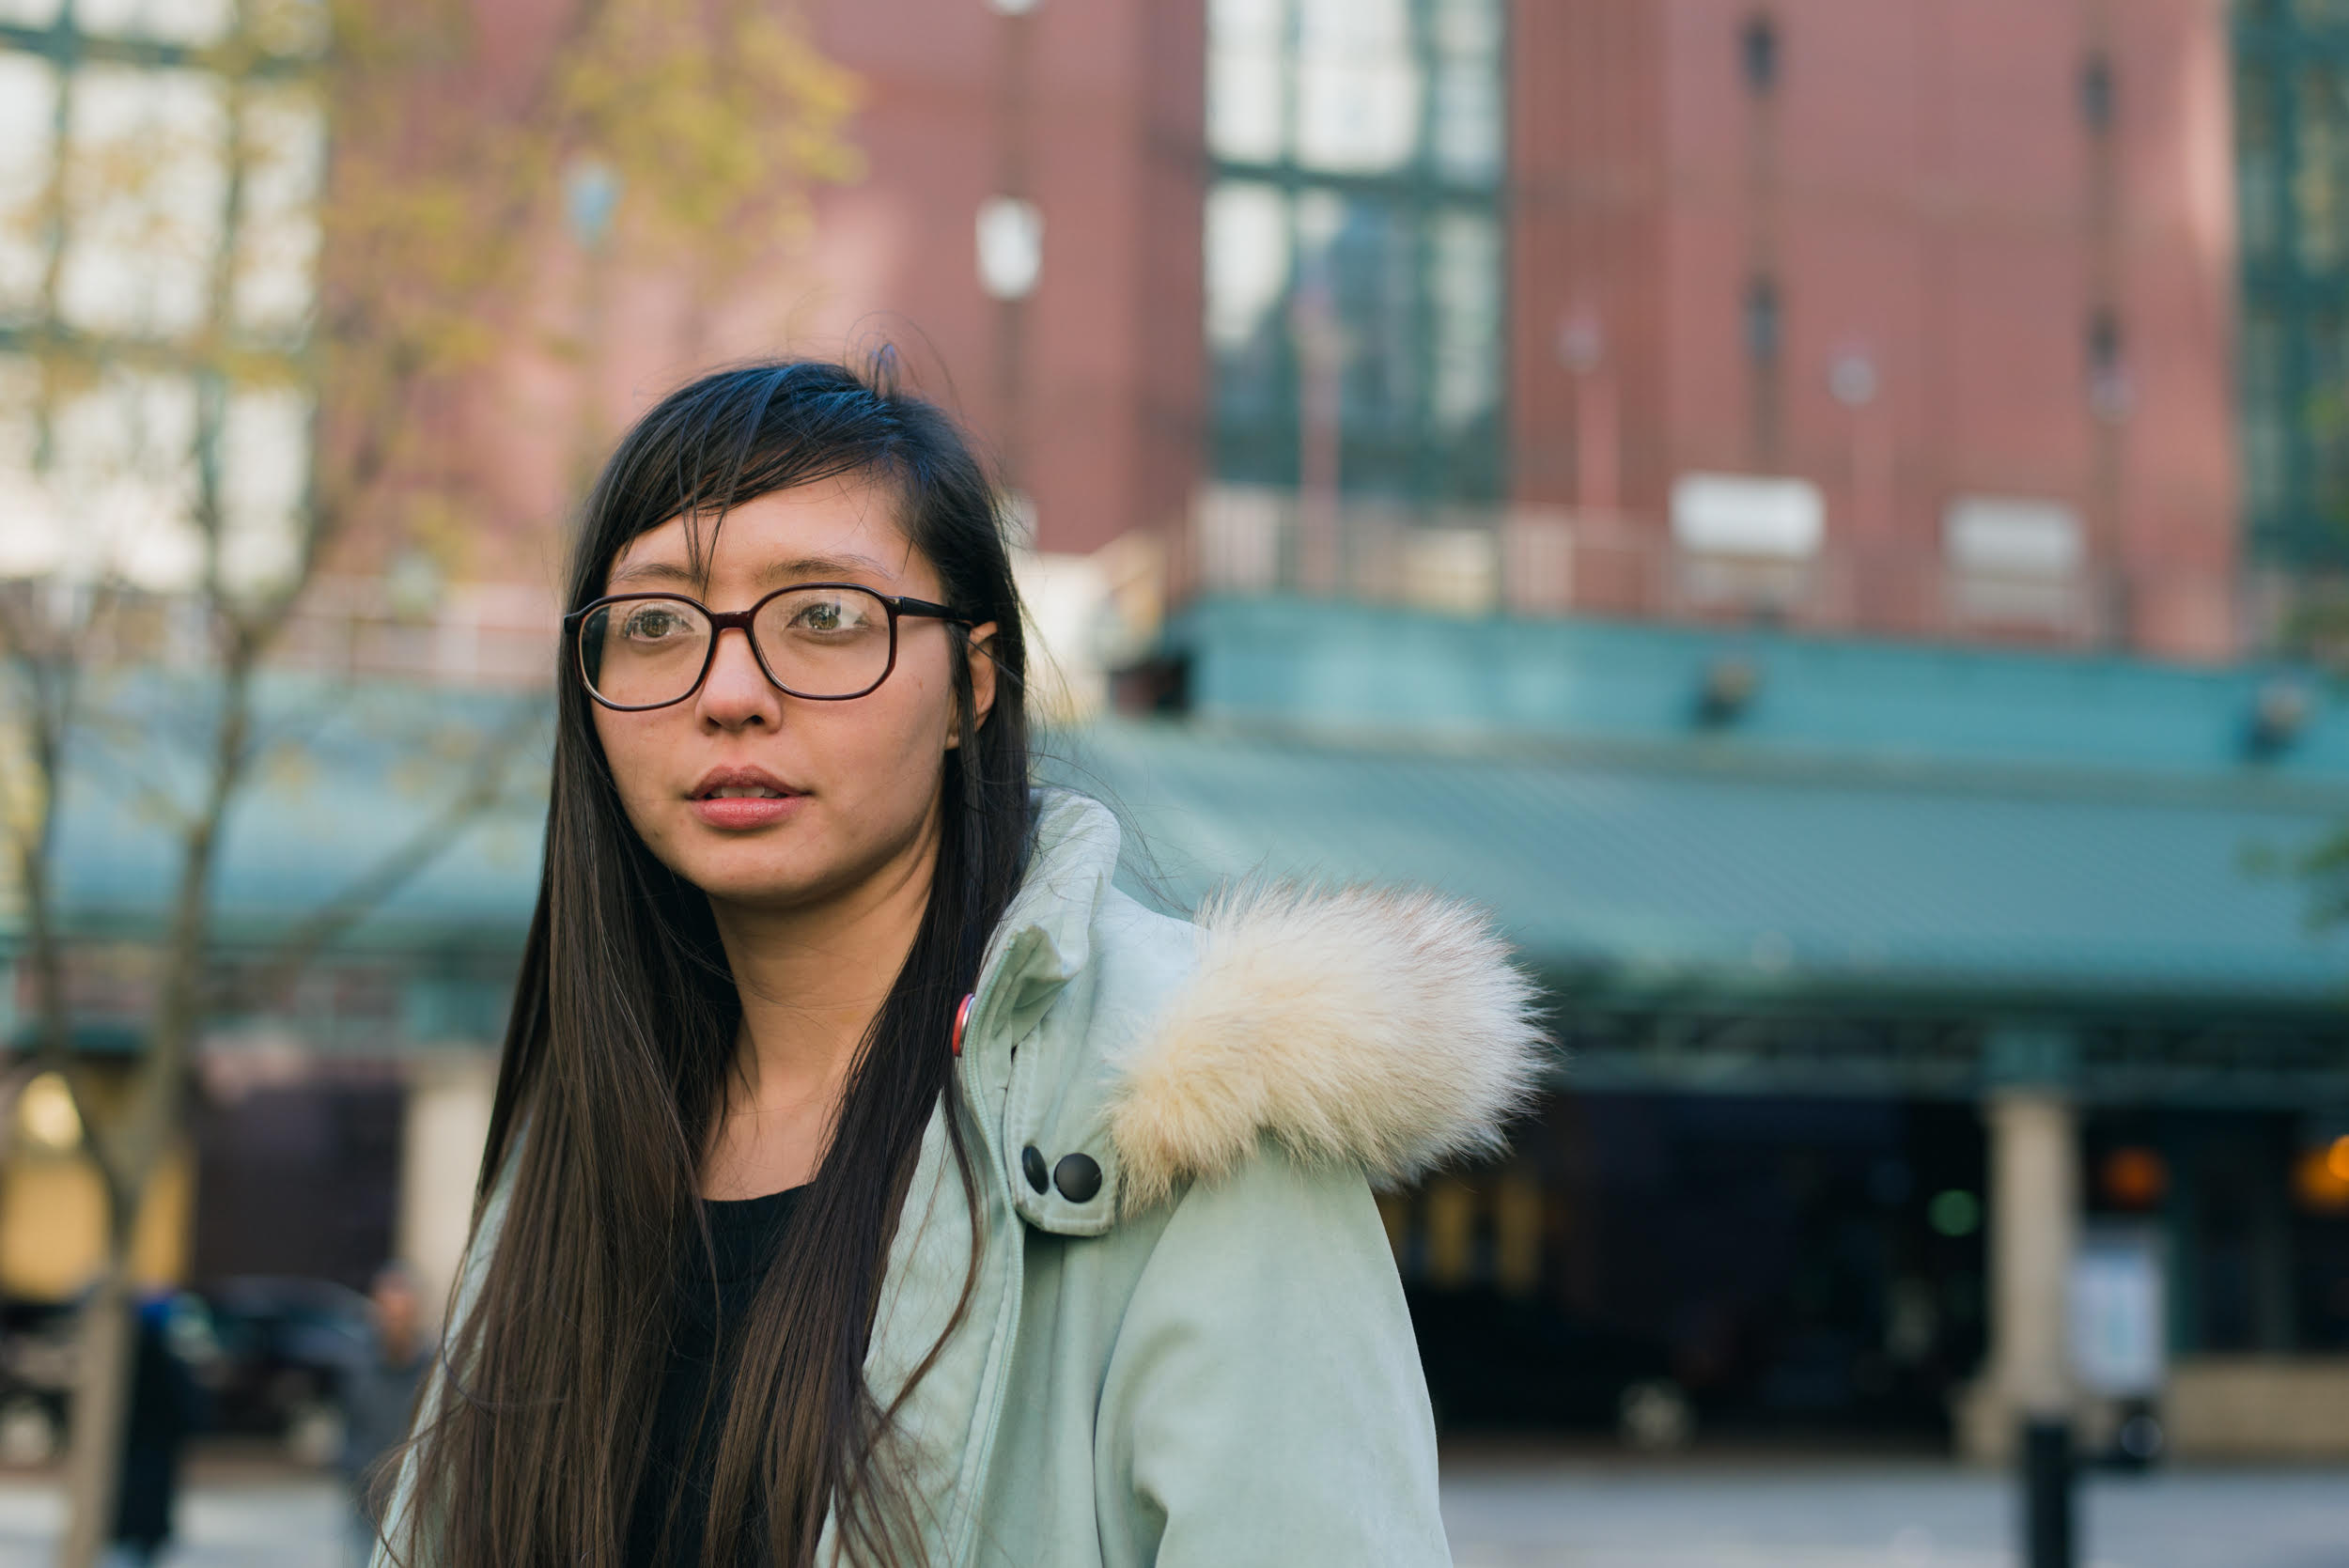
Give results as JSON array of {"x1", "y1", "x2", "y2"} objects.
[{"x1": 1094, "y1": 1141, "x2": 1454, "y2": 1567}]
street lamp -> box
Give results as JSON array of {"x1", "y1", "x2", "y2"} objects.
[
  {"x1": 976, "y1": 196, "x2": 1045, "y2": 301},
  {"x1": 1828, "y1": 347, "x2": 1878, "y2": 410},
  {"x1": 562, "y1": 157, "x2": 621, "y2": 253},
  {"x1": 1556, "y1": 314, "x2": 1604, "y2": 377},
  {"x1": 1556, "y1": 309, "x2": 1616, "y2": 519},
  {"x1": 1828, "y1": 345, "x2": 1887, "y2": 620}
]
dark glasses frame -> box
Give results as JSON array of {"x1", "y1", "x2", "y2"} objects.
[{"x1": 563, "y1": 582, "x2": 970, "y2": 711}]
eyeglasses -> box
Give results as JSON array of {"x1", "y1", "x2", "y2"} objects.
[{"x1": 563, "y1": 583, "x2": 969, "y2": 711}]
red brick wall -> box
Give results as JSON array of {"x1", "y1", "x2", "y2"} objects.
[
  {"x1": 1511, "y1": 0, "x2": 2239, "y2": 660},
  {"x1": 648, "y1": 0, "x2": 1205, "y2": 559},
  {"x1": 427, "y1": 0, "x2": 1204, "y2": 590}
]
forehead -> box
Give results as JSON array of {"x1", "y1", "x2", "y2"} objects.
[{"x1": 606, "y1": 475, "x2": 927, "y2": 592}]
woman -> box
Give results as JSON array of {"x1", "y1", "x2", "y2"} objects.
[{"x1": 377, "y1": 359, "x2": 1543, "y2": 1568}]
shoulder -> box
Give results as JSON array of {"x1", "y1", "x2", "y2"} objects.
[
  {"x1": 1008, "y1": 872, "x2": 1546, "y2": 1234},
  {"x1": 1105, "y1": 880, "x2": 1545, "y2": 1208}
]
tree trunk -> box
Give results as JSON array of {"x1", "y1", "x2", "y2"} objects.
[
  {"x1": 57, "y1": 1253, "x2": 134, "y2": 1568},
  {"x1": 55, "y1": 658, "x2": 249, "y2": 1564}
]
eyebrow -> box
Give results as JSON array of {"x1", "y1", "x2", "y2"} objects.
[{"x1": 607, "y1": 552, "x2": 900, "y2": 591}]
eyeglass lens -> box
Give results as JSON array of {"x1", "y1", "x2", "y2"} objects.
[{"x1": 579, "y1": 587, "x2": 896, "y2": 706}]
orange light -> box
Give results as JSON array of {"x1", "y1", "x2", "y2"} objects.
[
  {"x1": 2295, "y1": 1145, "x2": 2349, "y2": 1215},
  {"x1": 2098, "y1": 1146, "x2": 2169, "y2": 1210}
]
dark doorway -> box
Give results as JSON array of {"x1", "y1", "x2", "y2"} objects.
[{"x1": 1401, "y1": 1092, "x2": 1986, "y2": 1442}]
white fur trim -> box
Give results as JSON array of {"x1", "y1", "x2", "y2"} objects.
[{"x1": 1107, "y1": 883, "x2": 1547, "y2": 1210}]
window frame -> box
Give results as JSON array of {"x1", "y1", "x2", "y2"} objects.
[{"x1": 1204, "y1": 0, "x2": 1511, "y2": 508}]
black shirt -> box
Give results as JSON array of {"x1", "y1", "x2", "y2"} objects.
[{"x1": 626, "y1": 1185, "x2": 805, "y2": 1568}]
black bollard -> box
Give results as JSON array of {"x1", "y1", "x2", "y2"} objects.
[{"x1": 2021, "y1": 1418, "x2": 2075, "y2": 1568}]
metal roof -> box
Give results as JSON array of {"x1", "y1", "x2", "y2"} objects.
[
  {"x1": 1050, "y1": 719, "x2": 2349, "y2": 1013},
  {"x1": 31, "y1": 675, "x2": 546, "y2": 953},
  {"x1": 17, "y1": 670, "x2": 2349, "y2": 1021},
  {"x1": 1174, "y1": 596, "x2": 2349, "y2": 784}
]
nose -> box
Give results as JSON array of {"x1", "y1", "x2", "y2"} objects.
[{"x1": 693, "y1": 622, "x2": 784, "y2": 730}]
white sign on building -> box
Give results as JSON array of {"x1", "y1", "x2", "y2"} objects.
[
  {"x1": 2071, "y1": 1225, "x2": 2167, "y2": 1399},
  {"x1": 1670, "y1": 474, "x2": 1826, "y2": 560}
]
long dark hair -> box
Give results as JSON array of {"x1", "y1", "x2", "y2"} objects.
[{"x1": 393, "y1": 359, "x2": 1034, "y2": 1567}]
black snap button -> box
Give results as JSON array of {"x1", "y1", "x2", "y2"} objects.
[
  {"x1": 1020, "y1": 1145, "x2": 1050, "y2": 1193},
  {"x1": 1052, "y1": 1152, "x2": 1102, "y2": 1203}
]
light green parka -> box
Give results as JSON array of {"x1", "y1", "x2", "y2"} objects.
[{"x1": 379, "y1": 791, "x2": 1544, "y2": 1567}]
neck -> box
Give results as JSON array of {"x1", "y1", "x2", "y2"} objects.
[{"x1": 699, "y1": 808, "x2": 941, "y2": 1197}]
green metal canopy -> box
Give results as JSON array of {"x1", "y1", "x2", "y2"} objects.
[
  {"x1": 1051, "y1": 719, "x2": 2349, "y2": 1012},
  {"x1": 16, "y1": 668, "x2": 2349, "y2": 1094}
]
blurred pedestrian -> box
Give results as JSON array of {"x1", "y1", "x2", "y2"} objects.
[
  {"x1": 343, "y1": 1262, "x2": 429, "y2": 1560},
  {"x1": 372, "y1": 359, "x2": 1541, "y2": 1567},
  {"x1": 105, "y1": 1293, "x2": 195, "y2": 1568}
]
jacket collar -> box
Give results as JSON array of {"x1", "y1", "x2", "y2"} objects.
[
  {"x1": 963, "y1": 788, "x2": 1551, "y2": 1237},
  {"x1": 952, "y1": 790, "x2": 1131, "y2": 1235},
  {"x1": 964, "y1": 789, "x2": 1118, "y2": 1057}
]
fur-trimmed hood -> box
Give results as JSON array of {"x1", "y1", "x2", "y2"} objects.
[{"x1": 961, "y1": 792, "x2": 1548, "y2": 1234}]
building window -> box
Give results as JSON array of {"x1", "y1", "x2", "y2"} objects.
[
  {"x1": 2080, "y1": 53, "x2": 2114, "y2": 133},
  {"x1": 1205, "y1": 0, "x2": 1507, "y2": 505},
  {"x1": 2087, "y1": 309, "x2": 2132, "y2": 422},
  {"x1": 2298, "y1": 58, "x2": 2349, "y2": 271},
  {"x1": 1741, "y1": 13, "x2": 1779, "y2": 97},
  {"x1": 2088, "y1": 310, "x2": 2123, "y2": 380},
  {"x1": 2239, "y1": 57, "x2": 2282, "y2": 262},
  {"x1": 1745, "y1": 275, "x2": 1781, "y2": 366},
  {"x1": 0, "y1": 9, "x2": 321, "y2": 590},
  {"x1": 2242, "y1": 304, "x2": 2288, "y2": 519},
  {"x1": 2233, "y1": 0, "x2": 2349, "y2": 561}
]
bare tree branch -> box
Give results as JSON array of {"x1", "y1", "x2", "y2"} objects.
[{"x1": 212, "y1": 695, "x2": 543, "y2": 1017}]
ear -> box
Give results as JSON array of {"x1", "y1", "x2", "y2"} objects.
[{"x1": 949, "y1": 620, "x2": 999, "y2": 749}]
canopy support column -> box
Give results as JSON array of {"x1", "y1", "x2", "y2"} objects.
[
  {"x1": 1960, "y1": 1028, "x2": 2080, "y2": 1463},
  {"x1": 397, "y1": 1053, "x2": 497, "y2": 1326}
]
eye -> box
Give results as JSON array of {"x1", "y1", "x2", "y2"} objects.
[
  {"x1": 789, "y1": 596, "x2": 870, "y2": 634},
  {"x1": 620, "y1": 605, "x2": 693, "y2": 641}
]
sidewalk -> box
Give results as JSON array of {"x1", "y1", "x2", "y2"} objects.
[
  {"x1": 0, "y1": 1457, "x2": 2342, "y2": 1566},
  {"x1": 1442, "y1": 1457, "x2": 2349, "y2": 1568},
  {"x1": 0, "y1": 1474, "x2": 352, "y2": 1568}
]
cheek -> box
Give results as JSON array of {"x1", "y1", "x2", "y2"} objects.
[
  {"x1": 795, "y1": 678, "x2": 958, "y2": 858},
  {"x1": 592, "y1": 711, "x2": 672, "y2": 821},
  {"x1": 895, "y1": 656, "x2": 970, "y2": 765},
  {"x1": 820, "y1": 677, "x2": 952, "y2": 800}
]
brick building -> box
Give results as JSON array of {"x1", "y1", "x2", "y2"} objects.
[
  {"x1": 656, "y1": 0, "x2": 2239, "y2": 660},
  {"x1": 307, "y1": 0, "x2": 2248, "y2": 668}
]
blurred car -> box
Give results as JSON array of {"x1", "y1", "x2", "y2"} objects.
[
  {"x1": 0, "y1": 1292, "x2": 228, "y2": 1466},
  {"x1": 0, "y1": 1281, "x2": 372, "y2": 1467},
  {"x1": 0, "y1": 1297, "x2": 80, "y2": 1464},
  {"x1": 189, "y1": 1276, "x2": 373, "y2": 1463}
]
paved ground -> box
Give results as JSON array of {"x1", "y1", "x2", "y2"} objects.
[
  {"x1": 0, "y1": 1458, "x2": 2340, "y2": 1565},
  {"x1": 1442, "y1": 1459, "x2": 2349, "y2": 1568},
  {"x1": 0, "y1": 1474, "x2": 355, "y2": 1568}
]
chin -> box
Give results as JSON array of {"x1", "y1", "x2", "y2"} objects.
[{"x1": 679, "y1": 847, "x2": 838, "y2": 908}]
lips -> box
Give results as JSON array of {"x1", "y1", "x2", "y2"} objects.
[{"x1": 686, "y1": 766, "x2": 805, "y2": 831}]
